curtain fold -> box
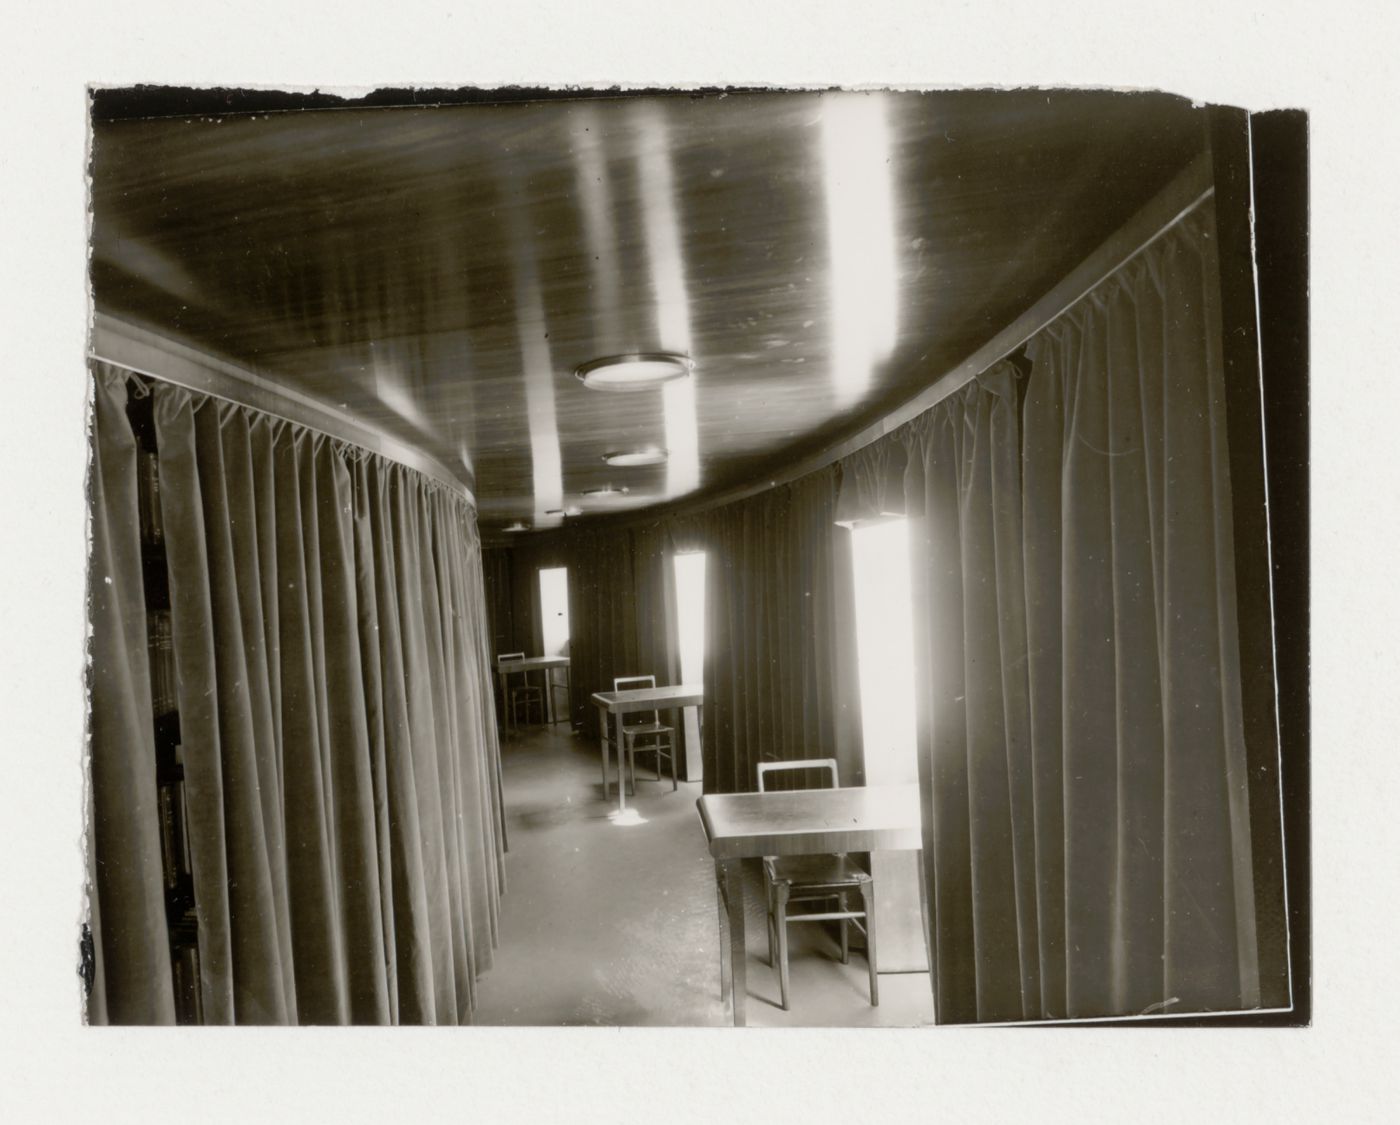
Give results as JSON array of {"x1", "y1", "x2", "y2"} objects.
[
  {"x1": 467, "y1": 199, "x2": 1273, "y2": 1025},
  {"x1": 86, "y1": 366, "x2": 177, "y2": 1025},
  {"x1": 632, "y1": 522, "x2": 680, "y2": 693},
  {"x1": 908, "y1": 364, "x2": 1034, "y2": 1023},
  {"x1": 88, "y1": 371, "x2": 502, "y2": 1025},
  {"x1": 480, "y1": 547, "x2": 516, "y2": 657},
  {"x1": 565, "y1": 527, "x2": 641, "y2": 735},
  {"x1": 701, "y1": 466, "x2": 842, "y2": 794},
  {"x1": 913, "y1": 205, "x2": 1262, "y2": 1023}
]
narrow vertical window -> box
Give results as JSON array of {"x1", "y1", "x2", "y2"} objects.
[
  {"x1": 673, "y1": 551, "x2": 707, "y2": 778},
  {"x1": 538, "y1": 566, "x2": 570, "y2": 657},
  {"x1": 850, "y1": 519, "x2": 916, "y2": 784},
  {"x1": 850, "y1": 517, "x2": 926, "y2": 972},
  {"x1": 673, "y1": 552, "x2": 707, "y2": 686}
]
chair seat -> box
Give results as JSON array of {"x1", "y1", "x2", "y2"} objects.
[
  {"x1": 763, "y1": 853, "x2": 870, "y2": 889},
  {"x1": 621, "y1": 720, "x2": 672, "y2": 737}
]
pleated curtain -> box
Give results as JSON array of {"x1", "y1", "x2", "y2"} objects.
[
  {"x1": 471, "y1": 199, "x2": 1273, "y2": 1024},
  {"x1": 908, "y1": 205, "x2": 1262, "y2": 1023},
  {"x1": 487, "y1": 524, "x2": 682, "y2": 740},
  {"x1": 563, "y1": 527, "x2": 641, "y2": 735},
  {"x1": 480, "y1": 547, "x2": 516, "y2": 658},
  {"x1": 701, "y1": 466, "x2": 843, "y2": 794},
  {"x1": 86, "y1": 367, "x2": 178, "y2": 1024},
  {"x1": 87, "y1": 368, "x2": 504, "y2": 1024}
]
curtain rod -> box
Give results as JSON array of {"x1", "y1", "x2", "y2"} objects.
[{"x1": 89, "y1": 313, "x2": 477, "y2": 507}]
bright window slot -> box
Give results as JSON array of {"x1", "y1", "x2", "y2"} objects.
[
  {"x1": 539, "y1": 567, "x2": 571, "y2": 658},
  {"x1": 673, "y1": 551, "x2": 707, "y2": 685},
  {"x1": 850, "y1": 519, "x2": 917, "y2": 784}
]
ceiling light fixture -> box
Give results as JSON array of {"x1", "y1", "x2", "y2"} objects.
[
  {"x1": 575, "y1": 352, "x2": 692, "y2": 392},
  {"x1": 602, "y1": 446, "x2": 669, "y2": 467},
  {"x1": 581, "y1": 485, "x2": 630, "y2": 498}
]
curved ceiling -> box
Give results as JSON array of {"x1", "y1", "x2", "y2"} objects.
[{"x1": 89, "y1": 88, "x2": 1207, "y2": 530}]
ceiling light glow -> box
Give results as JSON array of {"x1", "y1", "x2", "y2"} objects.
[
  {"x1": 575, "y1": 353, "x2": 692, "y2": 391},
  {"x1": 602, "y1": 447, "x2": 669, "y2": 467}
]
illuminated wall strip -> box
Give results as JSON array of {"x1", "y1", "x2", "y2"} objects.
[
  {"x1": 506, "y1": 199, "x2": 564, "y2": 526},
  {"x1": 633, "y1": 102, "x2": 701, "y2": 498},
  {"x1": 571, "y1": 104, "x2": 625, "y2": 346},
  {"x1": 821, "y1": 93, "x2": 900, "y2": 408}
]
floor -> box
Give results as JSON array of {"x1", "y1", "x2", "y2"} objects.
[{"x1": 472, "y1": 723, "x2": 936, "y2": 1027}]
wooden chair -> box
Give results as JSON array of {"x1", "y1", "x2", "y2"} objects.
[
  {"x1": 500, "y1": 652, "x2": 545, "y2": 727},
  {"x1": 613, "y1": 675, "x2": 677, "y2": 793},
  {"x1": 757, "y1": 758, "x2": 877, "y2": 1010}
]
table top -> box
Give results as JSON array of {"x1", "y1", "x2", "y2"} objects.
[
  {"x1": 590, "y1": 684, "x2": 703, "y2": 713},
  {"x1": 496, "y1": 655, "x2": 571, "y2": 671},
  {"x1": 696, "y1": 783, "x2": 922, "y2": 860}
]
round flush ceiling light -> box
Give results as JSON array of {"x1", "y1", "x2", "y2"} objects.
[
  {"x1": 602, "y1": 446, "x2": 669, "y2": 467},
  {"x1": 581, "y1": 484, "x2": 630, "y2": 498},
  {"x1": 575, "y1": 352, "x2": 692, "y2": 392}
]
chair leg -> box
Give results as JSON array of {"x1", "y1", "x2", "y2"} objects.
[
  {"x1": 600, "y1": 728, "x2": 610, "y2": 798},
  {"x1": 840, "y1": 890, "x2": 850, "y2": 965},
  {"x1": 670, "y1": 737, "x2": 678, "y2": 791},
  {"x1": 765, "y1": 880, "x2": 775, "y2": 966},
  {"x1": 774, "y1": 883, "x2": 791, "y2": 1011},
  {"x1": 859, "y1": 879, "x2": 878, "y2": 1006},
  {"x1": 716, "y1": 874, "x2": 731, "y2": 1004}
]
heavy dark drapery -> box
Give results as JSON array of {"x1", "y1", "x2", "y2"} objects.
[
  {"x1": 87, "y1": 367, "x2": 178, "y2": 1025},
  {"x1": 482, "y1": 485, "x2": 860, "y2": 788},
  {"x1": 86, "y1": 369, "x2": 504, "y2": 1025},
  {"x1": 701, "y1": 467, "x2": 846, "y2": 794},
  {"x1": 479, "y1": 198, "x2": 1279, "y2": 1023},
  {"x1": 907, "y1": 206, "x2": 1263, "y2": 1022}
]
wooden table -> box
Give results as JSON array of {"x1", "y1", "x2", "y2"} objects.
[
  {"x1": 590, "y1": 684, "x2": 703, "y2": 816},
  {"x1": 696, "y1": 783, "x2": 931, "y2": 1026},
  {"x1": 496, "y1": 656, "x2": 571, "y2": 734}
]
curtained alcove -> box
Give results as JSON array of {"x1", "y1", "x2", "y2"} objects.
[
  {"x1": 86, "y1": 362, "x2": 505, "y2": 1025},
  {"x1": 482, "y1": 192, "x2": 1291, "y2": 1024},
  {"x1": 85, "y1": 90, "x2": 1300, "y2": 1029}
]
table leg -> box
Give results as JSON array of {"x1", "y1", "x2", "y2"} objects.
[
  {"x1": 615, "y1": 710, "x2": 628, "y2": 815},
  {"x1": 689, "y1": 702, "x2": 705, "y2": 784},
  {"x1": 598, "y1": 704, "x2": 610, "y2": 798},
  {"x1": 915, "y1": 848, "x2": 936, "y2": 1019},
  {"x1": 718, "y1": 858, "x2": 746, "y2": 1026},
  {"x1": 716, "y1": 866, "x2": 731, "y2": 1004},
  {"x1": 551, "y1": 663, "x2": 571, "y2": 727}
]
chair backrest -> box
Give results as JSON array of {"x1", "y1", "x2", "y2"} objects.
[
  {"x1": 615, "y1": 675, "x2": 658, "y2": 723},
  {"x1": 614, "y1": 675, "x2": 656, "y2": 692},
  {"x1": 757, "y1": 758, "x2": 840, "y2": 792},
  {"x1": 499, "y1": 652, "x2": 525, "y2": 664}
]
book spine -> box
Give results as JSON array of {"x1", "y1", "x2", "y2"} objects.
[
  {"x1": 137, "y1": 449, "x2": 163, "y2": 546},
  {"x1": 148, "y1": 610, "x2": 176, "y2": 716},
  {"x1": 157, "y1": 785, "x2": 178, "y2": 891}
]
